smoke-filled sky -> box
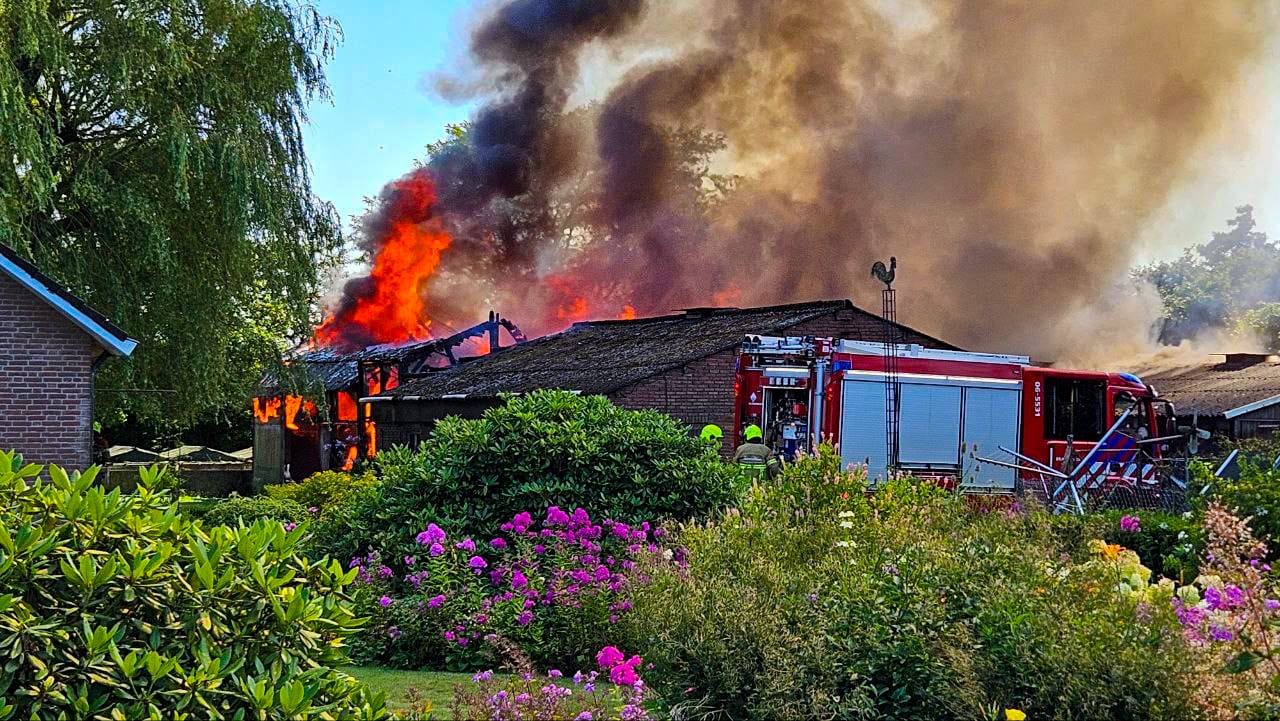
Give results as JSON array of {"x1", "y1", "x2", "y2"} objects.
[{"x1": 304, "y1": 0, "x2": 1280, "y2": 360}]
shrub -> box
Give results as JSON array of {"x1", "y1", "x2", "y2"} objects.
[
  {"x1": 1099, "y1": 509, "x2": 1203, "y2": 582},
  {"x1": 616, "y1": 454, "x2": 1197, "y2": 721},
  {"x1": 202, "y1": 495, "x2": 307, "y2": 528},
  {"x1": 1199, "y1": 460, "x2": 1280, "y2": 559},
  {"x1": 0, "y1": 451, "x2": 386, "y2": 720},
  {"x1": 317, "y1": 390, "x2": 738, "y2": 562},
  {"x1": 345, "y1": 505, "x2": 677, "y2": 672},
  {"x1": 266, "y1": 469, "x2": 378, "y2": 511}
]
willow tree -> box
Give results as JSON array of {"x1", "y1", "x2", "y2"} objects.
[{"x1": 0, "y1": 0, "x2": 342, "y2": 425}]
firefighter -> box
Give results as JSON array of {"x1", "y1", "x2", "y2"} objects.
[{"x1": 734, "y1": 424, "x2": 779, "y2": 480}]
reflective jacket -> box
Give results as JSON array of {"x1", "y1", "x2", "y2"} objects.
[{"x1": 733, "y1": 442, "x2": 780, "y2": 479}]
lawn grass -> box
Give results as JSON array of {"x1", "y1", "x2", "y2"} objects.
[{"x1": 347, "y1": 666, "x2": 477, "y2": 717}]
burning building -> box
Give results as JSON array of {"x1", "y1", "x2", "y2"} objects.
[
  {"x1": 252, "y1": 312, "x2": 525, "y2": 486},
  {"x1": 1136, "y1": 353, "x2": 1280, "y2": 447},
  {"x1": 365, "y1": 300, "x2": 956, "y2": 457}
]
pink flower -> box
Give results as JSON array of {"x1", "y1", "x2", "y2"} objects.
[
  {"x1": 491, "y1": 537, "x2": 508, "y2": 549},
  {"x1": 512, "y1": 570, "x2": 529, "y2": 588},
  {"x1": 457, "y1": 538, "x2": 476, "y2": 552},
  {"x1": 610, "y1": 656, "x2": 642, "y2": 687},
  {"x1": 379, "y1": 596, "x2": 392, "y2": 607},
  {"x1": 517, "y1": 610, "x2": 534, "y2": 626},
  {"x1": 403, "y1": 555, "x2": 416, "y2": 566},
  {"x1": 283, "y1": 522, "x2": 297, "y2": 532},
  {"x1": 468, "y1": 555, "x2": 488, "y2": 570},
  {"x1": 428, "y1": 594, "x2": 446, "y2": 608},
  {"x1": 546, "y1": 506, "x2": 570, "y2": 526},
  {"x1": 429, "y1": 542, "x2": 445, "y2": 557},
  {"x1": 596, "y1": 646, "x2": 625, "y2": 669},
  {"x1": 1119, "y1": 515, "x2": 1141, "y2": 533},
  {"x1": 307, "y1": 506, "x2": 319, "y2": 514}
]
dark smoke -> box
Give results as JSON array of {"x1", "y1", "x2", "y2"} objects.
[{"x1": 333, "y1": 0, "x2": 1273, "y2": 361}]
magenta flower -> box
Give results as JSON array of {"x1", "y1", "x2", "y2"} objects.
[
  {"x1": 610, "y1": 658, "x2": 641, "y2": 687},
  {"x1": 1266, "y1": 599, "x2": 1280, "y2": 611},
  {"x1": 429, "y1": 542, "x2": 445, "y2": 557},
  {"x1": 283, "y1": 522, "x2": 297, "y2": 532},
  {"x1": 512, "y1": 570, "x2": 529, "y2": 589},
  {"x1": 517, "y1": 610, "x2": 534, "y2": 626},
  {"x1": 1119, "y1": 515, "x2": 1141, "y2": 533},
  {"x1": 574, "y1": 713, "x2": 593, "y2": 721},
  {"x1": 596, "y1": 646, "x2": 625, "y2": 669},
  {"x1": 1209, "y1": 625, "x2": 1234, "y2": 642},
  {"x1": 307, "y1": 506, "x2": 319, "y2": 514},
  {"x1": 428, "y1": 594, "x2": 446, "y2": 608},
  {"x1": 533, "y1": 544, "x2": 547, "y2": 554},
  {"x1": 546, "y1": 506, "x2": 570, "y2": 526},
  {"x1": 490, "y1": 537, "x2": 508, "y2": 549},
  {"x1": 468, "y1": 555, "x2": 488, "y2": 570},
  {"x1": 379, "y1": 595, "x2": 392, "y2": 607},
  {"x1": 403, "y1": 555, "x2": 416, "y2": 566},
  {"x1": 457, "y1": 538, "x2": 476, "y2": 552}
]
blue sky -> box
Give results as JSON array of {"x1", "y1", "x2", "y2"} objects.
[{"x1": 303, "y1": 0, "x2": 478, "y2": 230}]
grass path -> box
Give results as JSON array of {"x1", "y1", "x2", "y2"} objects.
[{"x1": 347, "y1": 666, "x2": 476, "y2": 717}]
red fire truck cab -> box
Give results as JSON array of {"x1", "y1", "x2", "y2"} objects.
[{"x1": 734, "y1": 336, "x2": 1174, "y2": 492}]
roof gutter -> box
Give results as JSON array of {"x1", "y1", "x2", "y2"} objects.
[
  {"x1": 1224, "y1": 393, "x2": 1280, "y2": 419},
  {"x1": 0, "y1": 253, "x2": 138, "y2": 357}
]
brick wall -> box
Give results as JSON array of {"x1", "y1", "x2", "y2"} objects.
[
  {"x1": 0, "y1": 273, "x2": 97, "y2": 468},
  {"x1": 608, "y1": 308, "x2": 955, "y2": 456}
]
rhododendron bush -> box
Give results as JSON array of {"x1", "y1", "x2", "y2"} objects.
[{"x1": 344, "y1": 504, "x2": 681, "y2": 671}]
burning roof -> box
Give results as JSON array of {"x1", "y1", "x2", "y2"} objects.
[
  {"x1": 374, "y1": 300, "x2": 956, "y2": 402},
  {"x1": 1138, "y1": 353, "x2": 1280, "y2": 417}
]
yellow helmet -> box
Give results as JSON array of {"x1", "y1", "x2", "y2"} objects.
[
  {"x1": 743, "y1": 424, "x2": 763, "y2": 442},
  {"x1": 700, "y1": 424, "x2": 724, "y2": 442}
]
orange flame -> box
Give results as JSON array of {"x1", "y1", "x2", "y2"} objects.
[
  {"x1": 253, "y1": 397, "x2": 281, "y2": 423},
  {"x1": 713, "y1": 287, "x2": 743, "y2": 307},
  {"x1": 556, "y1": 296, "x2": 589, "y2": 322},
  {"x1": 314, "y1": 170, "x2": 451, "y2": 350},
  {"x1": 619, "y1": 305, "x2": 637, "y2": 320},
  {"x1": 284, "y1": 395, "x2": 303, "y2": 430},
  {"x1": 341, "y1": 445, "x2": 357, "y2": 471},
  {"x1": 336, "y1": 391, "x2": 357, "y2": 421},
  {"x1": 364, "y1": 403, "x2": 377, "y2": 458}
]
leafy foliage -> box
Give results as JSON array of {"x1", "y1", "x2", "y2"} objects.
[
  {"x1": 314, "y1": 391, "x2": 738, "y2": 562},
  {"x1": 266, "y1": 469, "x2": 378, "y2": 511},
  {"x1": 618, "y1": 455, "x2": 1196, "y2": 721},
  {"x1": 1195, "y1": 458, "x2": 1280, "y2": 560},
  {"x1": 0, "y1": 451, "x2": 386, "y2": 719},
  {"x1": 201, "y1": 495, "x2": 306, "y2": 528},
  {"x1": 1098, "y1": 509, "x2": 1204, "y2": 583},
  {"x1": 1138, "y1": 205, "x2": 1280, "y2": 346},
  {"x1": 0, "y1": 0, "x2": 344, "y2": 424}
]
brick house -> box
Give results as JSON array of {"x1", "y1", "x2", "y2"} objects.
[
  {"x1": 0, "y1": 243, "x2": 137, "y2": 468},
  {"x1": 367, "y1": 300, "x2": 957, "y2": 455}
]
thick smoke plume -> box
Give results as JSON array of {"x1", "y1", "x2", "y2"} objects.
[{"x1": 323, "y1": 0, "x2": 1272, "y2": 362}]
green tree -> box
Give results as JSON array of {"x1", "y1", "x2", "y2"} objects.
[
  {"x1": 0, "y1": 0, "x2": 343, "y2": 424},
  {"x1": 1138, "y1": 205, "x2": 1280, "y2": 346}
]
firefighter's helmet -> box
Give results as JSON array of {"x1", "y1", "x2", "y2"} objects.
[
  {"x1": 700, "y1": 424, "x2": 724, "y2": 443},
  {"x1": 743, "y1": 424, "x2": 764, "y2": 442}
]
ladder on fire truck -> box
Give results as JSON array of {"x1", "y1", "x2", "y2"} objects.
[{"x1": 872, "y1": 257, "x2": 900, "y2": 475}]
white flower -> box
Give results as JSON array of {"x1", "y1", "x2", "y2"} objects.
[
  {"x1": 839, "y1": 521, "x2": 854, "y2": 529},
  {"x1": 837, "y1": 511, "x2": 855, "y2": 518},
  {"x1": 835, "y1": 541, "x2": 853, "y2": 548},
  {"x1": 662, "y1": 549, "x2": 673, "y2": 561}
]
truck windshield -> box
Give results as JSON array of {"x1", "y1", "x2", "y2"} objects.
[{"x1": 1044, "y1": 377, "x2": 1106, "y2": 442}]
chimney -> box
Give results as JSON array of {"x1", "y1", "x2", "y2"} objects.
[{"x1": 1220, "y1": 352, "x2": 1280, "y2": 369}]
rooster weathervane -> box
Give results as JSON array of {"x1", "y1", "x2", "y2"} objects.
[{"x1": 870, "y1": 256, "x2": 897, "y2": 290}]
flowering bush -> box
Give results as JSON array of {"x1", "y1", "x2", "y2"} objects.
[
  {"x1": 347, "y1": 505, "x2": 679, "y2": 671},
  {"x1": 614, "y1": 453, "x2": 1197, "y2": 721},
  {"x1": 1167, "y1": 503, "x2": 1280, "y2": 717},
  {"x1": 450, "y1": 639, "x2": 652, "y2": 720},
  {"x1": 313, "y1": 391, "x2": 738, "y2": 564},
  {"x1": 1098, "y1": 509, "x2": 1203, "y2": 583}
]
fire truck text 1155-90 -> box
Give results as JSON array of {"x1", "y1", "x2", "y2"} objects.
[{"x1": 733, "y1": 336, "x2": 1186, "y2": 495}]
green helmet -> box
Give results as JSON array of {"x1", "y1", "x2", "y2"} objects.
[
  {"x1": 743, "y1": 424, "x2": 763, "y2": 442},
  {"x1": 700, "y1": 424, "x2": 724, "y2": 442}
]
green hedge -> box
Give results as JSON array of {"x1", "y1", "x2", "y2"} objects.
[
  {"x1": 0, "y1": 452, "x2": 386, "y2": 720},
  {"x1": 202, "y1": 496, "x2": 306, "y2": 527}
]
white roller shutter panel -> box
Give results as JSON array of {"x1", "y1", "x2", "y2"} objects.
[
  {"x1": 898, "y1": 383, "x2": 962, "y2": 466},
  {"x1": 839, "y1": 378, "x2": 887, "y2": 482},
  {"x1": 961, "y1": 387, "x2": 1021, "y2": 489}
]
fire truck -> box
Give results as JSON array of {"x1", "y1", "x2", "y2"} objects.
[{"x1": 734, "y1": 335, "x2": 1186, "y2": 505}]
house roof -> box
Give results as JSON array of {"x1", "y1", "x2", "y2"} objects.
[
  {"x1": 158, "y1": 445, "x2": 241, "y2": 462},
  {"x1": 1137, "y1": 354, "x2": 1280, "y2": 418},
  {"x1": 0, "y1": 243, "x2": 137, "y2": 357},
  {"x1": 376, "y1": 300, "x2": 957, "y2": 402}
]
